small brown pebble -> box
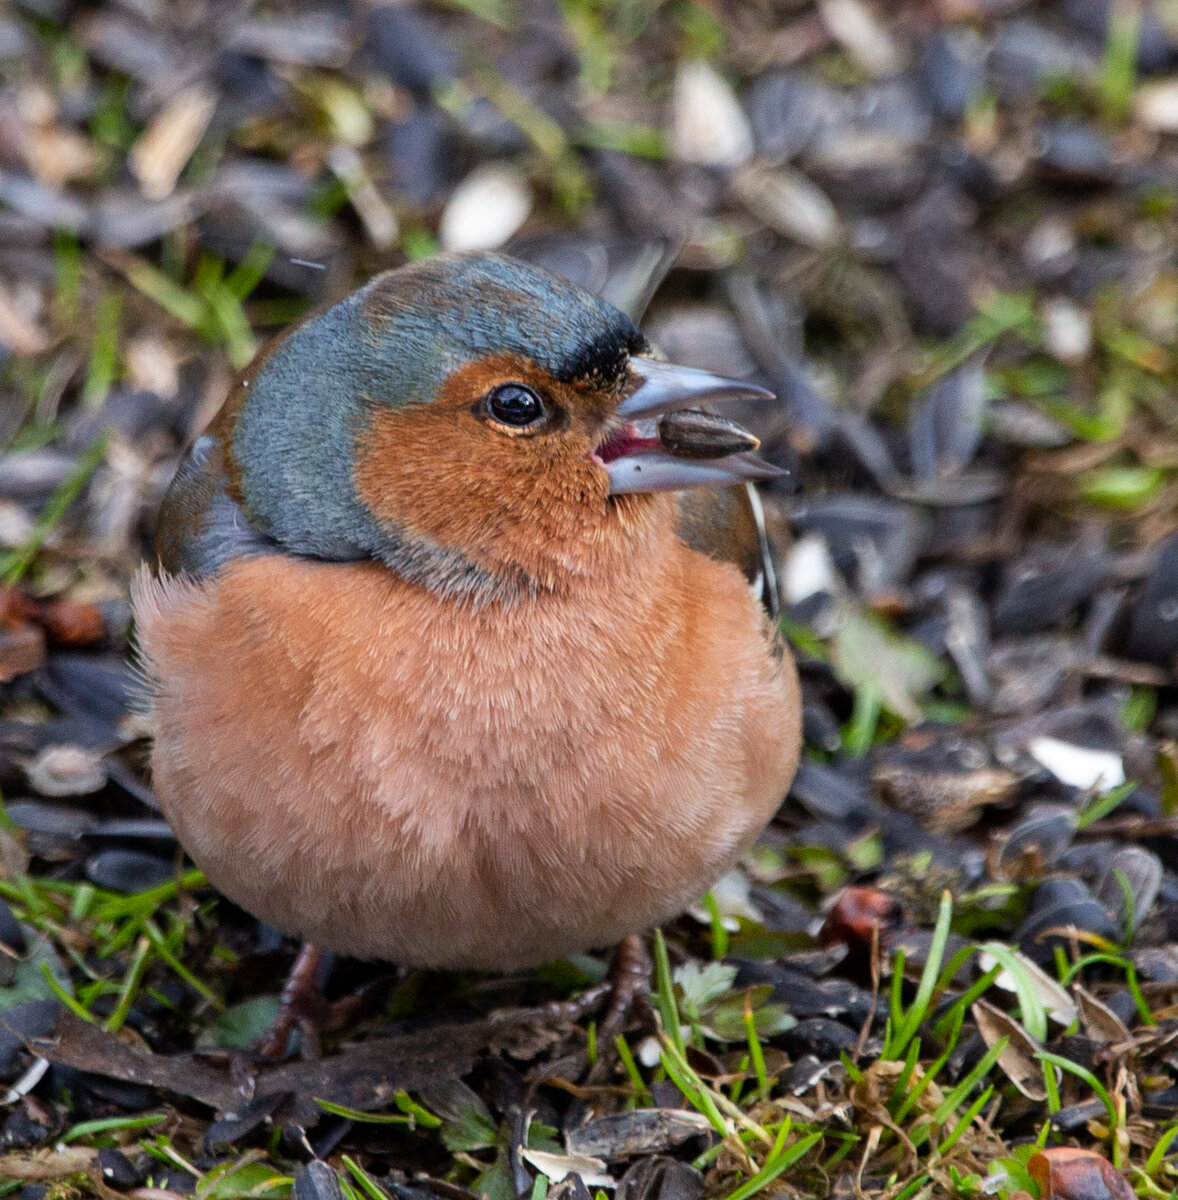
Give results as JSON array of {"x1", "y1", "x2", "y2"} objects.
[
  {"x1": 0, "y1": 586, "x2": 106, "y2": 646},
  {"x1": 1028, "y1": 1148, "x2": 1136, "y2": 1200},
  {"x1": 820, "y1": 886, "x2": 903, "y2": 956},
  {"x1": 33, "y1": 597, "x2": 106, "y2": 645},
  {"x1": 0, "y1": 622, "x2": 46, "y2": 681}
]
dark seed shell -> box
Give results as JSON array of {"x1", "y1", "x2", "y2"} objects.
[{"x1": 656, "y1": 409, "x2": 760, "y2": 459}]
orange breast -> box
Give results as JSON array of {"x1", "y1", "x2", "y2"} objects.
[{"x1": 132, "y1": 532, "x2": 800, "y2": 969}]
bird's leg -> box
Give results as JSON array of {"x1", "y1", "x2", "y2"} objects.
[
  {"x1": 537, "y1": 933, "x2": 652, "y2": 1034},
  {"x1": 596, "y1": 934, "x2": 652, "y2": 1044},
  {"x1": 531, "y1": 935, "x2": 653, "y2": 1112},
  {"x1": 568, "y1": 935, "x2": 652, "y2": 1109},
  {"x1": 254, "y1": 942, "x2": 329, "y2": 1060}
]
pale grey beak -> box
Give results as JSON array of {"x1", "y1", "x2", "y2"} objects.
[
  {"x1": 603, "y1": 356, "x2": 785, "y2": 494},
  {"x1": 605, "y1": 449, "x2": 786, "y2": 493},
  {"x1": 615, "y1": 356, "x2": 775, "y2": 419}
]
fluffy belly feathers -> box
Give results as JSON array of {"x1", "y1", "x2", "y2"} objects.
[{"x1": 132, "y1": 545, "x2": 799, "y2": 969}]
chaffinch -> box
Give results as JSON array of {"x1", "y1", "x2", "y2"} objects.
[{"x1": 133, "y1": 252, "x2": 800, "y2": 1052}]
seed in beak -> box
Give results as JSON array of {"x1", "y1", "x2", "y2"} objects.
[{"x1": 657, "y1": 409, "x2": 762, "y2": 460}]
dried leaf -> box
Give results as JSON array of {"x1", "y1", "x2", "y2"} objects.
[
  {"x1": 129, "y1": 86, "x2": 217, "y2": 201},
  {"x1": 977, "y1": 946, "x2": 1077, "y2": 1028},
  {"x1": 671, "y1": 60, "x2": 752, "y2": 167},
  {"x1": 0, "y1": 623, "x2": 45, "y2": 682},
  {"x1": 1026, "y1": 738, "x2": 1125, "y2": 790},
  {"x1": 971, "y1": 998, "x2": 1049, "y2": 1101},
  {"x1": 521, "y1": 1149, "x2": 615, "y2": 1188},
  {"x1": 0, "y1": 281, "x2": 48, "y2": 356},
  {"x1": 1073, "y1": 986, "x2": 1131, "y2": 1046},
  {"x1": 37, "y1": 1005, "x2": 580, "y2": 1125},
  {"x1": 440, "y1": 164, "x2": 531, "y2": 252},
  {"x1": 0, "y1": 1146, "x2": 96, "y2": 1180}
]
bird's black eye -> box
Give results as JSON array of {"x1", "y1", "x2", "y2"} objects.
[{"x1": 486, "y1": 383, "x2": 546, "y2": 429}]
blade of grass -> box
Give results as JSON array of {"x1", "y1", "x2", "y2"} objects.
[
  {"x1": 1043, "y1": 1059, "x2": 1062, "y2": 1113},
  {"x1": 889, "y1": 1037, "x2": 922, "y2": 1112},
  {"x1": 104, "y1": 934, "x2": 151, "y2": 1032},
  {"x1": 1145, "y1": 1122, "x2": 1178, "y2": 1175},
  {"x1": 892, "y1": 1172, "x2": 932, "y2": 1200},
  {"x1": 1076, "y1": 780, "x2": 1135, "y2": 830},
  {"x1": 81, "y1": 289, "x2": 121, "y2": 407},
  {"x1": 1099, "y1": 0, "x2": 1141, "y2": 124},
  {"x1": 143, "y1": 918, "x2": 220, "y2": 1008},
  {"x1": 62, "y1": 1112, "x2": 167, "y2": 1143},
  {"x1": 894, "y1": 1028, "x2": 967, "y2": 1128},
  {"x1": 1, "y1": 431, "x2": 111, "y2": 584},
  {"x1": 744, "y1": 992, "x2": 769, "y2": 1098},
  {"x1": 703, "y1": 892, "x2": 729, "y2": 960},
  {"x1": 886, "y1": 891, "x2": 953, "y2": 1060},
  {"x1": 342, "y1": 1155, "x2": 392, "y2": 1200},
  {"x1": 927, "y1": 1038, "x2": 1007, "y2": 1128},
  {"x1": 40, "y1": 962, "x2": 95, "y2": 1023},
  {"x1": 1038, "y1": 1050, "x2": 1120, "y2": 1162},
  {"x1": 224, "y1": 239, "x2": 275, "y2": 301},
  {"x1": 204, "y1": 283, "x2": 258, "y2": 369},
  {"x1": 888, "y1": 949, "x2": 906, "y2": 1045},
  {"x1": 820, "y1": 1131, "x2": 860, "y2": 1172},
  {"x1": 843, "y1": 681, "x2": 881, "y2": 757},
  {"x1": 1060, "y1": 951, "x2": 1155, "y2": 1026},
  {"x1": 316, "y1": 1100, "x2": 412, "y2": 1124},
  {"x1": 394, "y1": 1090, "x2": 443, "y2": 1129},
  {"x1": 936, "y1": 1086, "x2": 994, "y2": 1157},
  {"x1": 615, "y1": 1035, "x2": 649, "y2": 1102},
  {"x1": 931, "y1": 944, "x2": 979, "y2": 998},
  {"x1": 653, "y1": 929, "x2": 684, "y2": 1054},
  {"x1": 720, "y1": 1131, "x2": 822, "y2": 1200},
  {"x1": 931, "y1": 964, "x2": 1002, "y2": 1040},
  {"x1": 839, "y1": 1051, "x2": 864, "y2": 1083},
  {"x1": 53, "y1": 230, "x2": 81, "y2": 326},
  {"x1": 658, "y1": 1035, "x2": 728, "y2": 1136},
  {"x1": 114, "y1": 254, "x2": 206, "y2": 328},
  {"x1": 974, "y1": 943, "x2": 1050, "y2": 1042}
]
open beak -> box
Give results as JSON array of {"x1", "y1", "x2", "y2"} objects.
[{"x1": 597, "y1": 356, "x2": 786, "y2": 494}]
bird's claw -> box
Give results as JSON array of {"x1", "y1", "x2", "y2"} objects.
[
  {"x1": 250, "y1": 942, "x2": 329, "y2": 1062},
  {"x1": 595, "y1": 933, "x2": 653, "y2": 1048}
]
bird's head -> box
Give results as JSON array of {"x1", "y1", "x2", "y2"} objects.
[{"x1": 215, "y1": 252, "x2": 775, "y2": 602}]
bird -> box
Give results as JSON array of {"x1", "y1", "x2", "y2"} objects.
[{"x1": 133, "y1": 251, "x2": 802, "y2": 1053}]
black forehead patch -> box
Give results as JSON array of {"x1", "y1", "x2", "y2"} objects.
[
  {"x1": 549, "y1": 314, "x2": 649, "y2": 386},
  {"x1": 358, "y1": 252, "x2": 650, "y2": 389}
]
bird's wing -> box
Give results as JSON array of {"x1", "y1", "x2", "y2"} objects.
[
  {"x1": 675, "y1": 484, "x2": 779, "y2": 616},
  {"x1": 153, "y1": 433, "x2": 278, "y2": 577}
]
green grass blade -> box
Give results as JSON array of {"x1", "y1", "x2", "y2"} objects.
[
  {"x1": 653, "y1": 929, "x2": 683, "y2": 1054},
  {"x1": 887, "y1": 891, "x2": 953, "y2": 1059},
  {"x1": 720, "y1": 1132, "x2": 822, "y2": 1200}
]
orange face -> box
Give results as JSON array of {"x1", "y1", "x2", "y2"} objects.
[{"x1": 352, "y1": 353, "x2": 664, "y2": 596}]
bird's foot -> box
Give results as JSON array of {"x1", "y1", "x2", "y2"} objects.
[
  {"x1": 536, "y1": 934, "x2": 652, "y2": 1038},
  {"x1": 596, "y1": 933, "x2": 652, "y2": 1045},
  {"x1": 252, "y1": 942, "x2": 330, "y2": 1061},
  {"x1": 529, "y1": 935, "x2": 653, "y2": 1112},
  {"x1": 590, "y1": 936, "x2": 652, "y2": 1060}
]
